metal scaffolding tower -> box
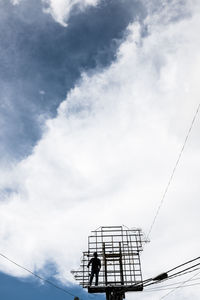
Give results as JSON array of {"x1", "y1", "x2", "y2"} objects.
[{"x1": 72, "y1": 226, "x2": 146, "y2": 300}]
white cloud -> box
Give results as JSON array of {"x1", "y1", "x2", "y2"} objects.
[
  {"x1": 42, "y1": 0, "x2": 100, "y2": 26},
  {"x1": 1, "y1": 0, "x2": 200, "y2": 299},
  {"x1": 10, "y1": 0, "x2": 21, "y2": 5},
  {"x1": 10, "y1": 0, "x2": 100, "y2": 26},
  {"x1": 39, "y1": 90, "x2": 45, "y2": 95}
]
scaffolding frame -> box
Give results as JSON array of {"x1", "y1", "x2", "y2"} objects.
[{"x1": 72, "y1": 226, "x2": 146, "y2": 300}]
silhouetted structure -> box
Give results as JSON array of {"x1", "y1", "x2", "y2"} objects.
[{"x1": 72, "y1": 226, "x2": 146, "y2": 300}]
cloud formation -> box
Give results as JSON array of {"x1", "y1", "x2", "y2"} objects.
[
  {"x1": 2, "y1": 0, "x2": 143, "y2": 161},
  {"x1": 10, "y1": 0, "x2": 100, "y2": 26},
  {"x1": 43, "y1": 0, "x2": 100, "y2": 26},
  {"x1": 1, "y1": 0, "x2": 200, "y2": 299}
]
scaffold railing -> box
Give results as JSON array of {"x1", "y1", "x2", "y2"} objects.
[{"x1": 72, "y1": 225, "x2": 146, "y2": 294}]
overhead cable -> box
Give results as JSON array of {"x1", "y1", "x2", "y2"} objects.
[
  {"x1": 166, "y1": 256, "x2": 200, "y2": 273},
  {"x1": 0, "y1": 252, "x2": 80, "y2": 299},
  {"x1": 147, "y1": 102, "x2": 200, "y2": 239},
  {"x1": 145, "y1": 276, "x2": 200, "y2": 290},
  {"x1": 159, "y1": 269, "x2": 200, "y2": 299},
  {"x1": 167, "y1": 267, "x2": 200, "y2": 280},
  {"x1": 145, "y1": 281, "x2": 200, "y2": 292},
  {"x1": 142, "y1": 256, "x2": 200, "y2": 289}
]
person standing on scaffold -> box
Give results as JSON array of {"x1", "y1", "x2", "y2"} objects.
[{"x1": 87, "y1": 252, "x2": 101, "y2": 286}]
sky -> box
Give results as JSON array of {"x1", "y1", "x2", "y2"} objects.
[{"x1": 0, "y1": 0, "x2": 200, "y2": 299}]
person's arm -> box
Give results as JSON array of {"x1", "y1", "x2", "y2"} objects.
[
  {"x1": 87, "y1": 258, "x2": 92, "y2": 268},
  {"x1": 98, "y1": 259, "x2": 101, "y2": 270}
]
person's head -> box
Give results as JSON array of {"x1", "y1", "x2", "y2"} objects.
[{"x1": 93, "y1": 252, "x2": 98, "y2": 258}]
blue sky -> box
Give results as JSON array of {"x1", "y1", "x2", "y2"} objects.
[
  {"x1": 1, "y1": 0, "x2": 200, "y2": 300},
  {"x1": 0, "y1": 271, "x2": 96, "y2": 300},
  {"x1": 0, "y1": 0, "x2": 145, "y2": 161}
]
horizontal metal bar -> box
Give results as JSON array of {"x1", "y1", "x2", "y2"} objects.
[
  {"x1": 78, "y1": 279, "x2": 143, "y2": 284},
  {"x1": 80, "y1": 263, "x2": 141, "y2": 267},
  {"x1": 91, "y1": 227, "x2": 141, "y2": 231},
  {"x1": 87, "y1": 284, "x2": 143, "y2": 293},
  {"x1": 89, "y1": 234, "x2": 142, "y2": 238},
  {"x1": 88, "y1": 246, "x2": 142, "y2": 250},
  {"x1": 74, "y1": 270, "x2": 142, "y2": 276}
]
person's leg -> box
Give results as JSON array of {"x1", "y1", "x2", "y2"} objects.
[
  {"x1": 95, "y1": 271, "x2": 99, "y2": 286},
  {"x1": 90, "y1": 271, "x2": 94, "y2": 286}
]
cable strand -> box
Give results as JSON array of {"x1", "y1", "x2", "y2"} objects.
[
  {"x1": 159, "y1": 269, "x2": 200, "y2": 299},
  {"x1": 0, "y1": 252, "x2": 80, "y2": 299},
  {"x1": 147, "y1": 102, "x2": 200, "y2": 238}
]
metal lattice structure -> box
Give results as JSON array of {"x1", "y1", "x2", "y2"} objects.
[{"x1": 72, "y1": 226, "x2": 146, "y2": 299}]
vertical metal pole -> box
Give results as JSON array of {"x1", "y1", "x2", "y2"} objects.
[
  {"x1": 136, "y1": 231, "x2": 143, "y2": 283},
  {"x1": 112, "y1": 235, "x2": 116, "y2": 284},
  {"x1": 83, "y1": 254, "x2": 85, "y2": 287},
  {"x1": 103, "y1": 242, "x2": 108, "y2": 285},
  {"x1": 106, "y1": 290, "x2": 110, "y2": 300},
  {"x1": 121, "y1": 228, "x2": 126, "y2": 284},
  {"x1": 126, "y1": 229, "x2": 131, "y2": 284},
  {"x1": 95, "y1": 230, "x2": 97, "y2": 253},
  {"x1": 129, "y1": 231, "x2": 135, "y2": 283},
  {"x1": 101, "y1": 227, "x2": 104, "y2": 285},
  {"x1": 119, "y1": 242, "x2": 124, "y2": 286},
  {"x1": 88, "y1": 235, "x2": 90, "y2": 283}
]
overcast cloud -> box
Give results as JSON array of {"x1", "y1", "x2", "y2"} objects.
[{"x1": 0, "y1": 0, "x2": 200, "y2": 299}]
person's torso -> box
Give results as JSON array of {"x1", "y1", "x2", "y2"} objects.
[{"x1": 91, "y1": 258, "x2": 100, "y2": 270}]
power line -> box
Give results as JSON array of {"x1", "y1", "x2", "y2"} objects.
[
  {"x1": 0, "y1": 252, "x2": 80, "y2": 299},
  {"x1": 142, "y1": 256, "x2": 200, "y2": 290},
  {"x1": 146, "y1": 256, "x2": 199, "y2": 279},
  {"x1": 144, "y1": 274, "x2": 200, "y2": 291},
  {"x1": 145, "y1": 276, "x2": 200, "y2": 290},
  {"x1": 147, "y1": 102, "x2": 200, "y2": 238},
  {"x1": 167, "y1": 264, "x2": 200, "y2": 280},
  {"x1": 143, "y1": 266, "x2": 200, "y2": 288},
  {"x1": 159, "y1": 269, "x2": 200, "y2": 299},
  {"x1": 166, "y1": 256, "x2": 200, "y2": 273},
  {"x1": 170, "y1": 266, "x2": 200, "y2": 278},
  {"x1": 145, "y1": 281, "x2": 200, "y2": 292}
]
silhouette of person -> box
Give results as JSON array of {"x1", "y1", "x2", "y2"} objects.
[{"x1": 87, "y1": 252, "x2": 101, "y2": 286}]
